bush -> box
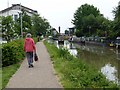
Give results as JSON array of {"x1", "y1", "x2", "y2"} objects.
[{"x1": 2, "y1": 39, "x2": 25, "y2": 67}]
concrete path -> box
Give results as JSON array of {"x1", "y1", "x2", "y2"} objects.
[{"x1": 6, "y1": 41, "x2": 62, "y2": 88}]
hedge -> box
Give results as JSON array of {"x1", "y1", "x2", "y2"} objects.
[
  {"x1": 2, "y1": 37, "x2": 38, "y2": 67},
  {"x1": 2, "y1": 39, "x2": 25, "y2": 67}
]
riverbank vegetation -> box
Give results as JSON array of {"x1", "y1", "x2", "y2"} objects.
[
  {"x1": 44, "y1": 41, "x2": 119, "y2": 88},
  {"x1": 0, "y1": 68, "x2": 2, "y2": 90}
]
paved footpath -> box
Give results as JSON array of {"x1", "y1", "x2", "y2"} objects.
[{"x1": 6, "y1": 41, "x2": 62, "y2": 88}]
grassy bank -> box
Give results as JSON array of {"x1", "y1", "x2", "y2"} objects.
[
  {"x1": 0, "y1": 68, "x2": 2, "y2": 90},
  {"x1": 2, "y1": 63, "x2": 21, "y2": 89},
  {"x1": 44, "y1": 41, "x2": 118, "y2": 88}
]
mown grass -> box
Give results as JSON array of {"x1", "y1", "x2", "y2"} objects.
[
  {"x1": 0, "y1": 68, "x2": 2, "y2": 90},
  {"x1": 0, "y1": 44, "x2": 2, "y2": 90},
  {"x1": 44, "y1": 40, "x2": 119, "y2": 89},
  {"x1": 2, "y1": 63, "x2": 21, "y2": 89}
]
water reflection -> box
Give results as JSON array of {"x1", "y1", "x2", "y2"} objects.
[
  {"x1": 74, "y1": 43, "x2": 119, "y2": 84},
  {"x1": 76, "y1": 44, "x2": 119, "y2": 85},
  {"x1": 74, "y1": 44, "x2": 106, "y2": 55},
  {"x1": 64, "y1": 41, "x2": 77, "y2": 56},
  {"x1": 101, "y1": 63, "x2": 118, "y2": 84},
  {"x1": 47, "y1": 39, "x2": 120, "y2": 85},
  {"x1": 52, "y1": 40, "x2": 78, "y2": 56},
  {"x1": 65, "y1": 41, "x2": 77, "y2": 56}
]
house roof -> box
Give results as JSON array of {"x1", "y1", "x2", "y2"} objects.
[{"x1": 0, "y1": 4, "x2": 38, "y2": 14}]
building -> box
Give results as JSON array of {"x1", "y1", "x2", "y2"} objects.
[
  {"x1": 0, "y1": 4, "x2": 38, "y2": 20},
  {"x1": 69, "y1": 27, "x2": 75, "y2": 35}
]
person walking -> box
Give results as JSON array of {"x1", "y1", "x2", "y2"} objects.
[{"x1": 24, "y1": 33, "x2": 36, "y2": 68}]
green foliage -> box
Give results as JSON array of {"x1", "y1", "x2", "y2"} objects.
[
  {"x1": 2, "y1": 37, "x2": 37, "y2": 89},
  {"x1": 22, "y1": 11, "x2": 32, "y2": 34},
  {"x1": 0, "y1": 69, "x2": 1, "y2": 90},
  {"x1": 1, "y1": 9, "x2": 51, "y2": 41},
  {"x1": 112, "y1": 1, "x2": 120, "y2": 37},
  {"x1": 72, "y1": 3, "x2": 101, "y2": 30},
  {"x1": 14, "y1": 10, "x2": 32, "y2": 37},
  {"x1": 2, "y1": 39, "x2": 25, "y2": 67},
  {"x1": 58, "y1": 48, "x2": 74, "y2": 60},
  {"x1": 72, "y1": 3, "x2": 113, "y2": 37},
  {"x1": 2, "y1": 16, "x2": 17, "y2": 42},
  {"x1": 75, "y1": 29, "x2": 84, "y2": 37},
  {"x1": 31, "y1": 14, "x2": 51, "y2": 36},
  {"x1": 44, "y1": 41, "x2": 118, "y2": 88},
  {"x1": 65, "y1": 30, "x2": 69, "y2": 35},
  {"x1": 2, "y1": 63, "x2": 20, "y2": 89},
  {"x1": 33, "y1": 37, "x2": 38, "y2": 43},
  {"x1": 113, "y1": 1, "x2": 120, "y2": 20}
]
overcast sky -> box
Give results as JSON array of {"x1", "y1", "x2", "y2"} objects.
[{"x1": 0, "y1": 0, "x2": 119, "y2": 33}]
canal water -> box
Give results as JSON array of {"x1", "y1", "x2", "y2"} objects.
[{"x1": 48, "y1": 40, "x2": 120, "y2": 85}]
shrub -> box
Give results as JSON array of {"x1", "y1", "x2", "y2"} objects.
[{"x1": 2, "y1": 39, "x2": 25, "y2": 67}]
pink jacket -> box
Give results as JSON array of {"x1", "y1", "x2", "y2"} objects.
[{"x1": 24, "y1": 38, "x2": 36, "y2": 52}]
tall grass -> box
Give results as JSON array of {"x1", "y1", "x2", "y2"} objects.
[{"x1": 44, "y1": 41, "x2": 119, "y2": 88}]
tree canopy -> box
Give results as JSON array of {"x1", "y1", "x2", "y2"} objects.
[
  {"x1": 2, "y1": 16, "x2": 16, "y2": 41},
  {"x1": 72, "y1": 3, "x2": 112, "y2": 37},
  {"x1": 31, "y1": 14, "x2": 51, "y2": 36},
  {"x1": 112, "y1": 1, "x2": 120, "y2": 37},
  {"x1": 1, "y1": 9, "x2": 51, "y2": 41}
]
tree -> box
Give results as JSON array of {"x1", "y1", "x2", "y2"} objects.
[
  {"x1": 72, "y1": 4, "x2": 101, "y2": 29},
  {"x1": 2, "y1": 16, "x2": 16, "y2": 42},
  {"x1": 14, "y1": 10, "x2": 32, "y2": 37},
  {"x1": 72, "y1": 4, "x2": 102, "y2": 36},
  {"x1": 1, "y1": 10, "x2": 51, "y2": 40},
  {"x1": 75, "y1": 29, "x2": 84, "y2": 37},
  {"x1": 82, "y1": 14, "x2": 98, "y2": 36},
  {"x1": 0, "y1": 16, "x2": 2, "y2": 37},
  {"x1": 112, "y1": 1, "x2": 120, "y2": 37},
  {"x1": 22, "y1": 11, "x2": 32, "y2": 34},
  {"x1": 72, "y1": 3, "x2": 112, "y2": 38},
  {"x1": 31, "y1": 14, "x2": 51, "y2": 36},
  {"x1": 113, "y1": 1, "x2": 120, "y2": 20},
  {"x1": 65, "y1": 30, "x2": 69, "y2": 35},
  {"x1": 14, "y1": 10, "x2": 51, "y2": 37},
  {"x1": 95, "y1": 16, "x2": 112, "y2": 37}
]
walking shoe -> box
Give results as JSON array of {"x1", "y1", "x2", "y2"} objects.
[
  {"x1": 29, "y1": 65, "x2": 31, "y2": 68},
  {"x1": 31, "y1": 64, "x2": 34, "y2": 67}
]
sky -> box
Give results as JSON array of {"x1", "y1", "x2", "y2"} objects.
[{"x1": 0, "y1": 0, "x2": 119, "y2": 33}]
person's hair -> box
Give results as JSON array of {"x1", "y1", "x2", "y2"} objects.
[{"x1": 26, "y1": 33, "x2": 31, "y2": 38}]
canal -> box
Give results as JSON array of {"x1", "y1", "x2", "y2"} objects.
[{"x1": 48, "y1": 39, "x2": 120, "y2": 85}]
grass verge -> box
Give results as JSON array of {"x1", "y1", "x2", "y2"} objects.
[
  {"x1": 0, "y1": 68, "x2": 2, "y2": 90},
  {"x1": 2, "y1": 61, "x2": 21, "y2": 89},
  {"x1": 44, "y1": 40, "x2": 119, "y2": 88}
]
